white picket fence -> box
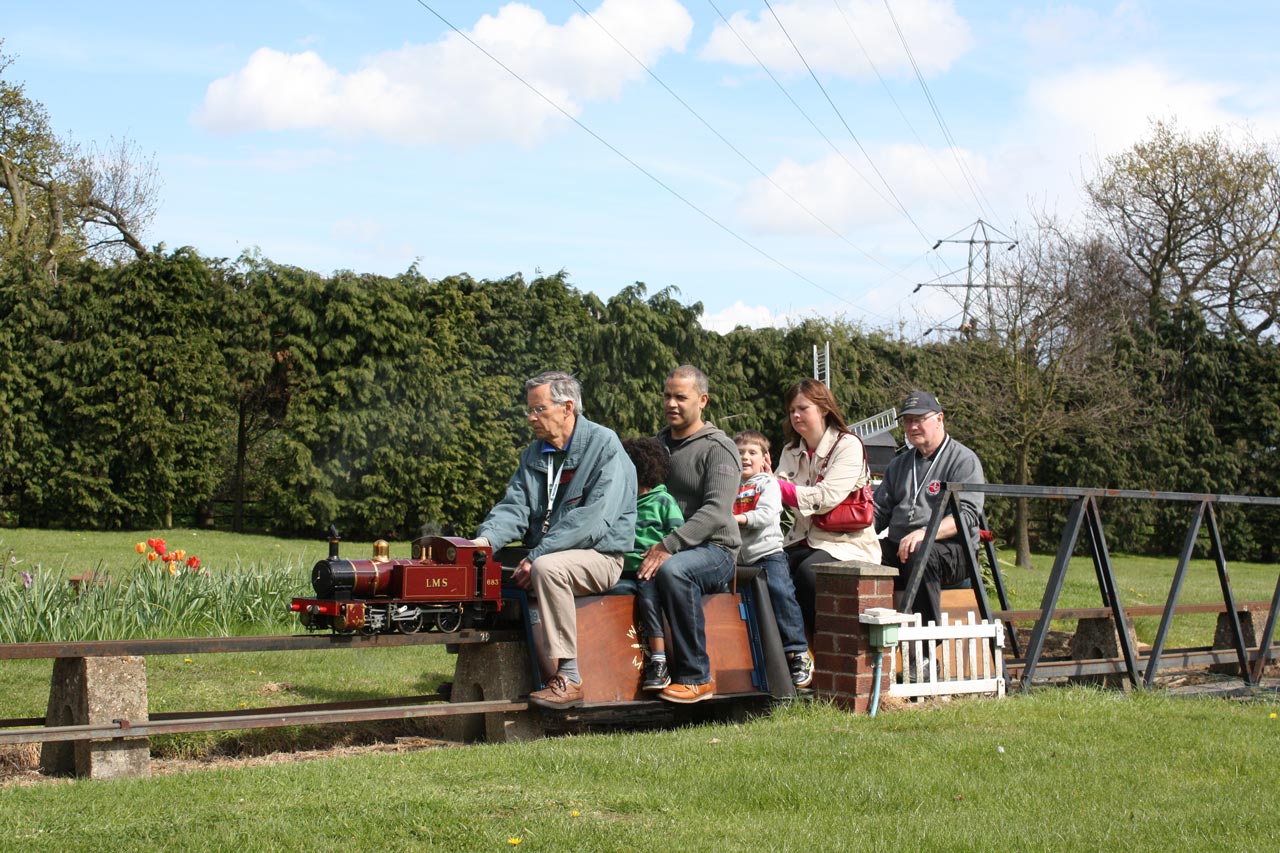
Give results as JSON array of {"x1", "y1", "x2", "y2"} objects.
[{"x1": 888, "y1": 612, "x2": 1006, "y2": 699}]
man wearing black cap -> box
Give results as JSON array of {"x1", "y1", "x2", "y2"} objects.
[{"x1": 873, "y1": 390, "x2": 985, "y2": 625}]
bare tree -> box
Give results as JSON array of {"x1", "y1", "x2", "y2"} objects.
[
  {"x1": 71, "y1": 137, "x2": 159, "y2": 261},
  {"x1": 0, "y1": 49, "x2": 157, "y2": 274},
  {"x1": 960, "y1": 218, "x2": 1141, "y2": 567}
]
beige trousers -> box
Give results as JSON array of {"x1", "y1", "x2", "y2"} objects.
[{"x1": 530, "y1": 549, "x2": 624, "y2": 662}]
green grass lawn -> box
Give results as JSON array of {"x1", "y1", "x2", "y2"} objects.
[
  {"x1": 0, "y1": 527, "x2": 383, "y2": 578},
  {"x1": 2, "y1": 691, "x2": 1278, "y2": 851}
]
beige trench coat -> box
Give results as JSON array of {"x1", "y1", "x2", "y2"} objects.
[{"x1": 776, "y1": 425, "x2": 882, "y2": 564}]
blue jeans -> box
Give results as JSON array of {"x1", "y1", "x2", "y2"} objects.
[
  {"x1": 655, "y1": 543, "x2": 736, "y2": 684},
  {"x1": 784, "y1": 542, "x2": 836, "y2": 638},
  {"x1": 607, "y1": 576, "x2": 663, "y2": 642},
  {"x1": 747, "y1": 551, "x2": 808, "y2": 654}
]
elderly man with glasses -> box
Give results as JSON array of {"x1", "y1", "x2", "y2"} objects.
[
  {"x1": 474, "y1": 370, "x2": 636, "y2": 709},
  {"x1": 873, "y1": 390, "x2": 985, "y2": 626}
]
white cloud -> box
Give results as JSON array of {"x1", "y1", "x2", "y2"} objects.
[
  {"x1": 699, "y1": 300, "x2": 793, "y2": 333},
  {"x1": 193, "y1": 0, "x2": 693, "y2": 145},
  {"x1": 700, "y1": 0, "x2": 971, "y2": 79},
  {"x1": 736, "y1": 143, "x2": 987, "y2": 235},
  {"x1": 331, "y1": 216, "x2": 384, "y2": 243},
  {"x1": 1027, "y1": 61, "x2": 1241, "y2": 154},
  {"x1": 990, "y1": 59, "x2": 1280, "y2": 222}
]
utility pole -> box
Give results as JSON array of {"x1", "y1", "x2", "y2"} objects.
[{"x1": 914, "y1": 219, "x2": 1017, "y2": 336}]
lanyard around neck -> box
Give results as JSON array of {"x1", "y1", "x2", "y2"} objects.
[{"x1": 543, "y1": 453, "x2": 567, "y2": 533}]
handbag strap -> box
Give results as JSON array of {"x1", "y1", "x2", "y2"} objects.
[{"x1": 817, "y1": 431, "x2": 870, "y2": 482}]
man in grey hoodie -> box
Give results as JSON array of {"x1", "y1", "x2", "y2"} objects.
[
  {"x1": 476, "y1": 371, "x2": 637, "y2": 709},
  {"x1": 637, "y1": 365, "x2": 741, "y2": 704}
]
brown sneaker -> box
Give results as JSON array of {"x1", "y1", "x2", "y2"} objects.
[
  {"x1": 528, "y1": 674, "x2": 584, "y2": 709},
  {"x1": 659, "y1": 679, "x2": 714, "y2": 704}
]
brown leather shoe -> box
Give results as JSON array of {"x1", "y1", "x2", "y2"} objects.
[
  {"x1": 659, "y1": 679, "x2": 714, "y2": 704},
  {"x1": 528, "y1": 673, "x2": 584, "y2": 709}
]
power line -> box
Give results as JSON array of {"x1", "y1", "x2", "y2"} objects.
[
  {"x1": 703, "y1": 0, "x2": 962, "y2": 317},
  {"x1": 704, "y1": 1, "x2": 912, "y2": 238},
  {"x1": 409, "y1": 0, "x2": 878, "y2": 318},
  {"x1": 569, "y1": 0, "x2": 898, "y2": 278},
  {"x1": 761, "y1": 0, "x2": 932, "y2": 244},
  {"x1": 881, "y1": 0, "x2": 1001, "y2": 227},
  {"x1": 828, "y1": 0, "x2": 973, "y2": 214}
]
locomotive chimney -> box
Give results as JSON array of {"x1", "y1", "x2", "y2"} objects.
[{"x1": 327, "y1": 524, "x2": 341, "y2": 560}]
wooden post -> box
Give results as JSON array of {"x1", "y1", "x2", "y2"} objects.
[{"x1": 812, "y1": 561, "x2": 899, "y2": 713}]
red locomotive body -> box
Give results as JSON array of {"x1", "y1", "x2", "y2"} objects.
[{"x1": 291, "y1": 534, "x2": 503, "y2": 634}]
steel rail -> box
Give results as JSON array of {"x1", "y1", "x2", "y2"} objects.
[
  {"x1": 1007, "y1": 648, "x2": 1268, "y2": 679},
  {"x1": 991, "y1": 600, "x2": 1274, "y2": 622},
  {"x1": 0, "y1": 629, "x2": 523, "y2": 660},
  {"x1": 0, "y1": 693, "x2": 451, "y2": 730},
  {"x1": 0, "y1": 699, "x2": 529, "y2": 746},
  {"x1": 949, "y1": 483, "x2": 1280, "y2": 505}
]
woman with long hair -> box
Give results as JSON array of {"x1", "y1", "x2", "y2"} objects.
[{"x1": 775, "y1": 379, "x2": 881, "y2": 657}]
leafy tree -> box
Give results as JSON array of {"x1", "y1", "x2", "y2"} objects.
[
  {"x1": 212, "y1": 254, "x2": 317, "y2": 532},
  {"x1": 0, "y1": 260, "x2": 55, "y2": 522},
  {"x1": 578, "y1": 284, "x2": 710, "y2": 437},
  {"x1": 12, "y1": 250, "x2": 228, "y2": 527},
  {"x1": 1087, "y1": 120, "x2": 1280, "y2": 339}
]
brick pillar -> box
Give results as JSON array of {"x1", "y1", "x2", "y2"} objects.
[{"x1": 812, "y1": 560, "x2": 899, "y2": 713}]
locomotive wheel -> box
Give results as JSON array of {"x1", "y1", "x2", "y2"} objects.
[
  {"x1": 396, "y1": 612, "x2": 425, "y2": 634},
  {"x1": 435, "y1": 608, "x2": 463, "y2": 633}
]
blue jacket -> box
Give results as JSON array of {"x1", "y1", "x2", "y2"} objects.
[{"x1": 477, "y1": 415, "x2": 637, "y2": 561}]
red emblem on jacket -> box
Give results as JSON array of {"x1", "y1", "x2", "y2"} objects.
[{"x1": 927, "y1": 480, "x2": 941, "y2": 496}]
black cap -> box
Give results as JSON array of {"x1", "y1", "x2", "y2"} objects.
[{"x1": 901, "y1": 390, "x2": 942, "y2": 416}]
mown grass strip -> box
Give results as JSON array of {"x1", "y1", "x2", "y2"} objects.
[{"x1": 1, "y1": 691, "x2": 1278, "y2": 851}]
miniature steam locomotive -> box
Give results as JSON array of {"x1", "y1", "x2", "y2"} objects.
[{"x1": 290, "y1": 532, "x2": 504, "y2": 634}]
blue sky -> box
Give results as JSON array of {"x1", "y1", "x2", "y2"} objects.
[{"x1": 6, "y1": 1, "x2": 1279, "y2": 333}]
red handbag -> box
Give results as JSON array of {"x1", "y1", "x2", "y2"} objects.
[{"x1": 811, "y1": 433, "x2": 875, "y2": 533}]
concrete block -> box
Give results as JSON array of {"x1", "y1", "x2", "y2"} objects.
[
  {"x1": 446, "y1": 642, "x2": 542, "y2": 743},
  {"x1": 1211, "y1": 610, "x2": 1278, "y2": 676},
  {"x1": 40, "y1": 656, "x2": 150, "y2": 780},
  {"x1": 1068, "y1": 617, "x2": 1138, "y2": 689}
]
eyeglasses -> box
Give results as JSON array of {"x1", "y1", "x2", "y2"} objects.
[
  {"x1": 901, "y1": 412, "x2": 940, "y2": 427},
  {"x1": 525, "y1": 401, "x2": 566, "y2": 418}
]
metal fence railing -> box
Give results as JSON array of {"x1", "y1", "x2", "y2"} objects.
[{"x1": 904, "y1": 484, "x2": 1280, "y2": 691}]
